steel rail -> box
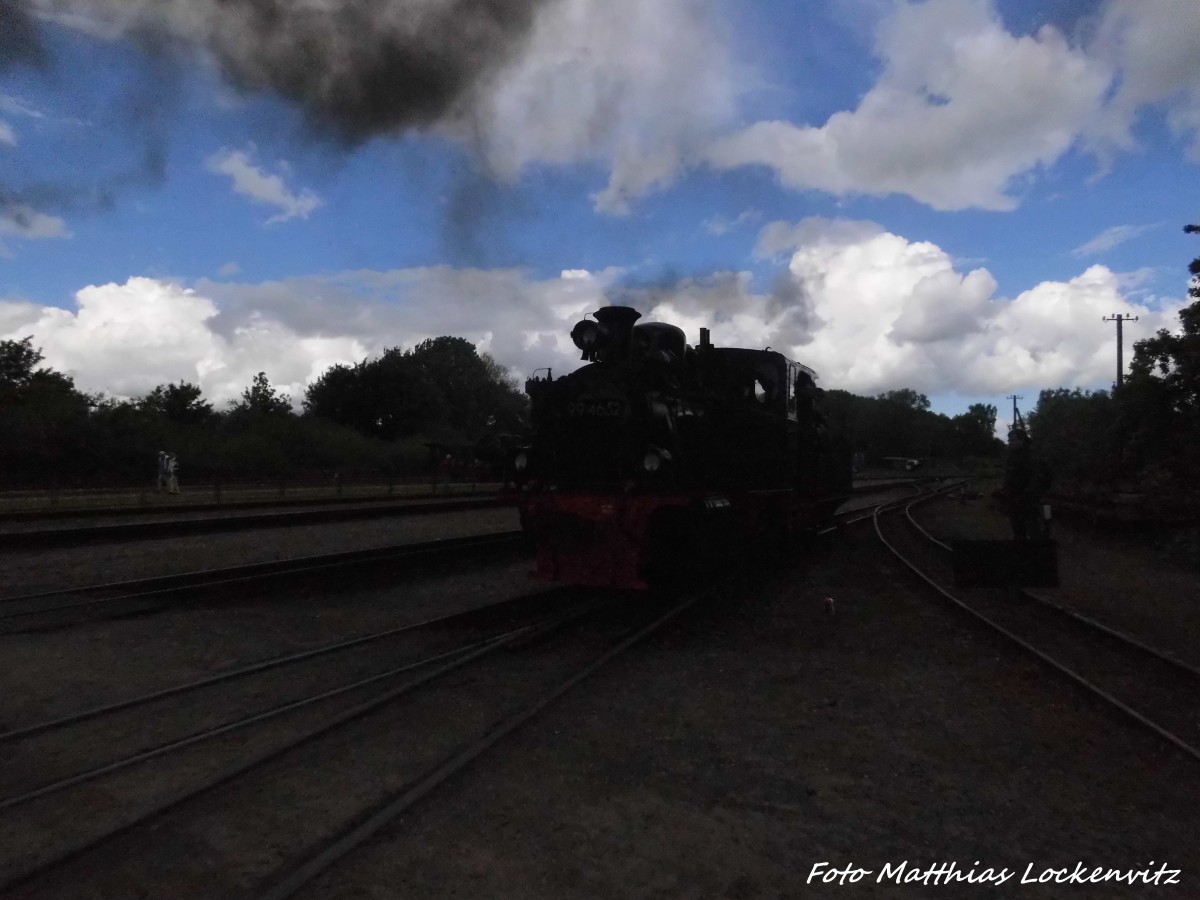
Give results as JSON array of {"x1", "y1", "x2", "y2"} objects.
[
  {"x1": 0, "y1": 590, "x2": 566, "y2": 745},
  {"x1": 823, "y1": 478, "x2": 968, "y2": 534},
  {"x1": 0, "y1": 608, "x2": 589, "y2": 896},
  {"x1": 4, "y1": 483, "x2": 938, "y2": 896},
  {"x1": 818, "y1": 486, "x2": 923, "y2": 535},
  {"x1": 875, "y1": 499, "x2": 1200, "y2": 765},
  {"x1": 255, "y1": 593, "x2": 702, "y2": 900},
  {"x1": 0, "y1": 630, "x2": 525, "y2": 811},
  {"x1": 250, "y1": 492, "x2": 976, "y2": 900},
  {"x1": 1018, "y1": 587, "x2": 1200, "y2": 680},
  {"x1": 0, "y1": 531, "x2": 524, "y2": 608},
  {"x1": 0, "y1": 531, "x2": 525, "y2": 629},
  {"x1": 905, "y1": 500, "x2": 1200, "y2": 681},
  {"x1": 904, "y1": 502, "x2": 952, "y2": 551}
]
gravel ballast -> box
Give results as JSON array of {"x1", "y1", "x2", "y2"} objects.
[{"x1": 4, "y1": 493, "x2": 1199, "y2": 898}]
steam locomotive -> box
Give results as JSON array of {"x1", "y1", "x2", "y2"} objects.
[{"x1": 511, "y1": 306, "x2": 852, "y2": 588}]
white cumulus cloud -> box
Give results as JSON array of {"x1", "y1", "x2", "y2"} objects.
[
  {"x1": 706, "y1": 0, "x2": 1111, "y2": 211},
  {"x1": 700, "y1": 0, "x2": 1200, "y2": 213},
  {"x1": 0, "y1": 269, "x2": 622, "y2": 406},
  {"x1": 467, "y1": 0, "x2": 738, "y2": 215},
  {"x1": 0, "y1": 220, "x2": 1187, "y2": 410},
  {"x1": 0, "y1": 277, "x2": 372, "y2": 406},
  {"x1": 622, "y1": 218, "x2": 1184, "y2": 398},
  {"x1": 1088, "y1": 0, "x2": 1200, "y2": 160},
  {"x1": 762, "y1": 219, "x2": 1182, "y2": 395},
  {"x1": 19, "y1": 0, "x2": 1200, "y2": 216}
]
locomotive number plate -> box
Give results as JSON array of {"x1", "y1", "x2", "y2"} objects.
[{"x1": 566, "y1": 399, "x2": 624, "y2": 417}]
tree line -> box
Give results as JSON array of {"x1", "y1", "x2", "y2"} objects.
[
  {"x1": 13, "y1": 209, "x2": 1196, "y2": 492},
  {"x1": 0, "y1": 336, "x2": 527, "y2": 486},
  {"x1": 0, "y1": 328, "x2": 1005, "y2": 487},
  {"x1": 1024, "y1": 224, "x2": 1200, "y2": 509},
  {"x1": 823, "y1": 388, "x2": 1003, "y2": 465}
]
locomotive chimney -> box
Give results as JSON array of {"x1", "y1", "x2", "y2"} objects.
[{"x1": 594, "y1": 306, "x2": 642, "y2": 360}]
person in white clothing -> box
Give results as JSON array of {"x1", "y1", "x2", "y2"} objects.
[{"x1": 167, "y1": 453, "x2": 180, "y2": 494}]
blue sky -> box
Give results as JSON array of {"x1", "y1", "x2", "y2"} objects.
[{"x1": 1, "y1": 0, "x2": 1198, "y2": 429}]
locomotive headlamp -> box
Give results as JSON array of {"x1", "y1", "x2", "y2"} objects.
[{"x1": 570, "y1": 320, "x2": 609, "y2": 360}]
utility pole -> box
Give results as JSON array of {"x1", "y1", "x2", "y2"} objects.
[
  {"x1": 1102, "y1": 313, "x2": 1138, "y2": 388},
  {"x1": 1005, "y1": 394, "x2": 1023, "y2": 429}
]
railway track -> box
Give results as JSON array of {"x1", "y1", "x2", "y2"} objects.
[
  {"x1": 211, "y1": 487, "x2": 1186, "y2": 898},
  {"x1": 0, "y1": 479, "x2": 942, "y2": 635},
  {"x1": 0, "y1": 477, "x2": 921, "y2": 551},
  {"x1": 0, "y1": 495, "x2": 510, "y2": 549},
  {"x1": 0, "y1": 479, "x2": 970, "y2": 897},
  {"x1": 0, "y1": 531, "x2": 526, "y2": 633},
  {"x1": 824, "y1": 476, "x2": 961, "y2": 532},
  {"x1": 875, "y1": 491, "x2": 1200, "y2": 764},
  {"x1": 0, "y1": 579, "x2": 708, "y2": 899}
]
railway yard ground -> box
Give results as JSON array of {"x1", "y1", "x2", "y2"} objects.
[
  {"x1": 2, "y1": 486, "x2": 1198, "y2": 898},
  {"x1": 0, "y1": 505, "x2": 522, "y2": 597},
  {"x1": 0, "y1": 495, "x2": 505, "y2": 535}
]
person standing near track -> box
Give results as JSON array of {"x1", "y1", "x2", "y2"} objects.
[
  {"x1": 156, "y1": 451, "x2": 169, "y2": 492},
  {"x1": 167, "y1": 453, "x2": 180, "y2": 495},
  {"x1": 1001, "y1": 426, "x2": 1049, "y2": 540}
]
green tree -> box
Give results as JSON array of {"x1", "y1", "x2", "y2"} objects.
[
  {"x1": 951, "y1": 403, "x2": 1001, "y2": 457},
  {"x1": 1027, "y1": 388, "x2": 1116, "y2": 485},
  {"x1": 477, "y1": 351, "x2": 528, "y2": 432},
  {"x1": 1121, "y1": 223, "x2": 1200, "y2": 483},
  {"x1": 229, "y1": 372, "x2": 293, "y2": 419},
  {"x1": 139, "y1": 381, "x2": 215, "y2": 425},
  {"x1": 0, "y1": 336, "x2": 80, "y2": 402},
  {"x1": 305, "y1": 350, "x2": 442, "y2": 439},
  {"x1": 823, "y1": 387, "x2": 960, "y2": 463},
  {"x1": 877, "y1": 388, "x2": 931, "y2": 411},
  {"x1": 408, "y1": 336, "x2": 496, "y2": 435},
  {"x1": 362, "y1": 348, "x2": 443, "y2": 438},
  {"x1": 0, "y1": 337, "x2": 92, "y2": 484},
  {"x1": 302, "y1": 363, "x2": 360, "y2": 426},
  {"x1": 305, "y1": 338, "x2": 527, "y2": 441},
  {"x1": 965, "y1": 402, "x2": 997, "y2": 435},
  {"x1": 0, "y1": 336, "x2": 44, "y2": 387},
  {"x1": 1127, "y1": 224, "x2": 1200, "y2": 414}
]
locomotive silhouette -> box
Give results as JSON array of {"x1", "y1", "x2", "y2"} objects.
[{"x1": 510, "y1": 306, "x2": 852, "y2": 588}]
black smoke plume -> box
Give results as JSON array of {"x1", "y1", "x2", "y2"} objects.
[
  {"x1": 767, "y1": 269, "x2": 821, "y2": 347},
  {"x1": 18, "y1": 0, "x2": 552, "y2": 143},
  {"x1": 1, "y1": 0, "x2": 48, "y2": 72},
  {"x1": 5, "y1": 0, "x2": 555, "y2": 250}
]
